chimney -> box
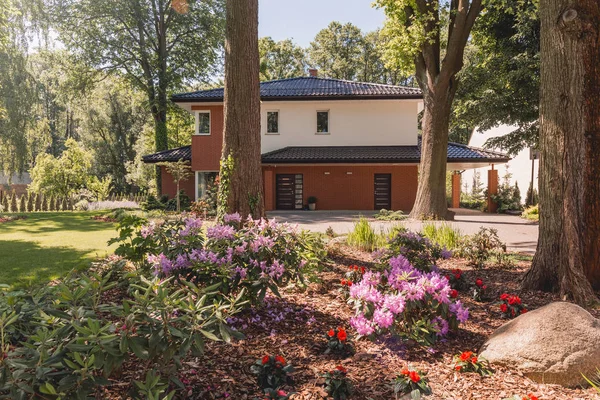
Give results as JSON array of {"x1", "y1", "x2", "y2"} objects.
[{"x1": 308, "y1": 68, "x2": 318, "y2": 77}]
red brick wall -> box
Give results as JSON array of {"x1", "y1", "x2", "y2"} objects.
[
  {"x1": 263, "y1": 165, "x2": 418, "y2": 211},
  {"x1": 191, "y1": 105, "x2": 223, "y2": 171},
  {"x1": 160, "y1": 166, "x2": 196, "y2": 200},
  {"x1": 0, "y1": 184, "x2": 28, "y2": 197}
]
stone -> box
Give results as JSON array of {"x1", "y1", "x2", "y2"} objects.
[{"x1": 479, "y1": 302, "x2": 600, "y2": 387}]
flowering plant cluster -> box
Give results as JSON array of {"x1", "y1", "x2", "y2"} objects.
[
  {"x1": 348, "y1": 255, "x2": 469, "y2": 346},
  {"x1": 113, "y1": 214, "x2": 325, "y2": 305},
  {"x1": 261, "y1": 388, "x2": 294, "y2": 399},
  {"x1": 472, "y1": 278, "x2": 489, "y2": 301},
  {"x1": 502, "y1": 395, "x2": 539, "y2": 400},
  {"x1": 445, "y1": 269, "x2": 468, "y2": 291},
  {"x1": 391, "y1": 366, "x2": 432, "y2": 399},
  {"x1": 251, "y1": 355, "x2": 294, "y2": 390},
  {"x1": 499, "y1": 293, "x2": 528, "y2": 318},
  {"x1": 322, "y1": 366, "x2": 354, "y2": 400},
  {"x1": 387, "y1": 231, "x2": 452, "y2": 272},
  {"x1": 453, "y1": 351, "x2": 493, "y2": 376},
  {"x1": 325, "y1": 327, "x2": 354, "y2": 356},
  {"x1": 345, "y1": 264, "x2": 366, "y2": 282}
]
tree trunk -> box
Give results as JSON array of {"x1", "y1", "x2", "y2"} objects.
[
  {"x1": 409, "y1": 86, "x2": 456, "y2": 220},
  {"x1": 219, "y1": 0, "x2": 264, "y2": 219},
  {"x1": 523, "y1": 0, "x2": 600, "y2": 305}
]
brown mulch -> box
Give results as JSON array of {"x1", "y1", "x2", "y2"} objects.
[
  {"x1": 91, "y1": 215, "x2": 118, "y2": 223},
  {"x1": 0, "y1": 215, "x2": 26, "y2": 224},
  {"x1": 102, "y1": 244, "x2": 599, "y2": 399}
]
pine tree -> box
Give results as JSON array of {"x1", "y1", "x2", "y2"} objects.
[
  {"x1": 19, "y1": 195, "x2": 26, "y2": 213},
  {"x1": 27, "y1": 194, "x2": 34, "y2": 212}
]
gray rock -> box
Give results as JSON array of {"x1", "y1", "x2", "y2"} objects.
[{"x1": 479, "y1": 302, "x2": 600, "y2": 387}]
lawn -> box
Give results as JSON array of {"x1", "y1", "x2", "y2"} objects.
[{"x1": 0, "y1": 212, "x2": 117, "y2": 287}]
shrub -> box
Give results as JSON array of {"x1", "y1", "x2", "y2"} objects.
[
  {"x1": 445, "y1": 269, "x2": 468, "y2": 291},
  {"x1": 325, "y1": 327, "x2": 354, "y2": 356},
  {"x1": 583, "y1": 370, "x2": 600, "y2": 394},
  {"x1": 325, "y1": 226, "x2": 336, "y2": 237},
  {"x1": 391, "y1": 366, "x2": 432, "y2": 399},
  {"x1": 459, "y1": 227, "x2": 509, "y2": 269},
  {"x1": 262, "y1": 388, "x2": 294, "y2": 399},
  {"x1": 347, "y1": 217, "x2": 387, "y2": 251},
  {"x1": 453, "y1": 351, "x2": 493, "y2": 376},
  {"x1": 111, "y1": 214, "x2": 325, "y2": 305},
  {"x1": 323, "y1": 366, "x2": 353, "y2": 400},
  {"x1": 472, "y1": 278, "x2": 489, "y2": 302},
  {"x1": 503, "y1": 395, "x2": 538, "y2": 400},
  {"x1": 348, "y1": 255, "x2": 468, "y2": 346},
  {"x1": 142, "y1": 194, "x2": 167, "y2": 211},
  {"x1": 421, "y1": 223, "x2": 462, "y2": 250},
  {"x1": 387, "y1": 231, "x2": 452, "y2": 272},
  {"x1": 374, "y1": 209, "x2": 406, "y2": 221},
  {"x1": 251, "y1": 355, "x2": 294, "y2": 390},
  {"x1": 498, "y1": 293, "x2": 528, "y2": 318},
  {"x1": 521, "y1": 205, "x2": 539, "y2": 221}
]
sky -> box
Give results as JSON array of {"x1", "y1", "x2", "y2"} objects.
[{"x1": 258, "y1": 0, "x2": 386, "y2": 47}]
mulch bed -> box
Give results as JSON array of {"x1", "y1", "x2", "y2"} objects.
[
  {"x1": 103, "y1": 244, "x2": 599, "y2": 399},
  {"x1": 0, "y1": 215, "x2": 26, "y2": 224}
]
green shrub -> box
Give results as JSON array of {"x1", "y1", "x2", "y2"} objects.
[
  {"x1": 374, "y1": 209, "x2": 406, "y2": 221},
  {"x1": 421, "y1": 223, "x2": 463, "y2": 250},
  {"x1": 386, "y1": 230, "x2": 452, "y2": 272},
  {"x1": 347, "y1": 217, "x2": 387, "y2": 251},
  {"x1": 522, "y1": 205, "x2": 539, "y2": 221},
  {"x1": 458, "y1": 227, "x2": 511, "y2": 269}
]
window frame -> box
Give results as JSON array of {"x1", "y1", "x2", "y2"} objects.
[
  {"x1": 316, "y1": 110, "x2": 330, "y2": 135},
  {"x1": 195, "y1": 110, "x2": 211, "y2": 136},
  {"x1": 195, "y1": 171, "x2": 218, "y2": 201},
  {"x1": 266, "y1": 110, "x2": 280, "y2": 135}
]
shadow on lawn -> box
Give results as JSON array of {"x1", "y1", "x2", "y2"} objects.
[{"x1": 0, "y1": 239, "x2": 93, "y2": 287}]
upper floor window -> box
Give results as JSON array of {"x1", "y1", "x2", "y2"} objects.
[
  {"x1": 196, "y1": 111, "x2": 210, "y2": 135},
  {"x1": 316, "y1": 110, "x2": 329, "y2": 134},
  {"x1": 267, "y1": 111, "x2": 279, "y2": 134}
]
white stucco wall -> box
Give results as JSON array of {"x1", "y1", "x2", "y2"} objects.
[
  {"x1": 260, "y1": 100, "x2": 420, "y2": 153},
  {"x1": 462, "y1": 125, "x2": 538, "y2": 196}
]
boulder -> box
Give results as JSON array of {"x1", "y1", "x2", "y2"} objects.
[{"x1": 479, "y1": 302, "x2": 600, "y2": 387}]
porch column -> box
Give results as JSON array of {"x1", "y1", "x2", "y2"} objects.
[
  {"x1": 263, "y1": 169, "x2": 274, "y2": 211},
  {"x1": 487, "y1": 167, "x2": 499, "y2": 213},
  {"x1": 451, "y1": 172, "x2": 461, "y2": 208}
]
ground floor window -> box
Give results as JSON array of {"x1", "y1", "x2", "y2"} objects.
[{"x1": 196, "y1": 171, "x2": 218, "y2": 201}]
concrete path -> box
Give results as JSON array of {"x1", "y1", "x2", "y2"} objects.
[{"x1": 267, "y1": 208, "x2": 538, "y2": 254}]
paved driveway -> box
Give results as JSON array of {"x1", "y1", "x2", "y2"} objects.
[{"x1": 267, "y1": 208, "x2": 538, "y2": 254}]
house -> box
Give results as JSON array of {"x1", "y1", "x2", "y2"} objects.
[{"x1": 143, "y1": 72, "x2": 510, "y2": 211}]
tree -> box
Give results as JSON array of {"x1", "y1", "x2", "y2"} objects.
[
  {"x1": 471, "y1": 171, "x2": 484, "y2": 201},
  {"x1": 522, "y1": 0, "x2": 600, "y2": 305},
  {"x1": 160, "y1": 159, "x2": 191, "y2": 212},
  {"x1": 29, "y1": 138, "x2": 92, "y2": 197},
  {"x1": 452, "y1": 0, "x2": 540, "y2": 155},
  {"x1": 218, "y1": 0, "x2": 263, "y2": 219},
  {"x1": 258, "y1": 37, "x2": 306, "y2": 81},
  {"x1": 308, "y1": 22, "x2": 364, "y2": 80},
  {"x1": 376, "y1": 0, "x2": 483, "y2": 220},
  {"x1": 51, "y1": 0, "x2": 225, "y2": 192},
  {"x1": 359, "y1": 30, "x2": 414, "y2": 86}
]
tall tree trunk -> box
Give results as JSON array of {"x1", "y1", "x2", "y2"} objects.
[
  {"x1": 523, "y1": 0, "x2": 600, "y2": 305},
  {"x1": 219, "y1": 0, "x2": 264, "y2": 219}
]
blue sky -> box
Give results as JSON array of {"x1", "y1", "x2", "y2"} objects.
[{"x1": 258, "y1": 0, "x2": 386, "y2": 47}]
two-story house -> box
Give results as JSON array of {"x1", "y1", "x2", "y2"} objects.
[{"x1": 143, "y1": 72, "x2": 510, "y2": 211}]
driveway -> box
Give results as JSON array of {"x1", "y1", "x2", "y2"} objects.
[{"x1": 267, "y1": 208, "x2": 538, "y2": 254}]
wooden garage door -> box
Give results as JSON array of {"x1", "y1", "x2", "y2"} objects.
[
  {"x1": 276, "y1": 174, "x2": 303, "y2": 210},
  {"x1": 374, "y1": 173, "x2": 392, "y2": 210}
]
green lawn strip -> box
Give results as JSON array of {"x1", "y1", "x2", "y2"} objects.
[{"x1": 0, "y1": 212, "x2": 117, "y2": 288}]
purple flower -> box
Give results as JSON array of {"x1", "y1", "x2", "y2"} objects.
[
  {"x1": 373, "y1": 308, "x2": 394, "y2": 329},
  {"x1": 441, "y1": 248, "x2": 453, "y2": 259},
  {"x1": 206, "y1": 225, "x2": 235, "y2": 240},
  {"x1": 350, "y1": 314, "x2": 375, "y2": 336},
  {"x1": 223, "y1": 212, "x2": 242, "y2": 224},
  {"x1": 383, "y1": 293, "x2": 406, "y2": 315},
  {"x1": 449, "y1": 300, "x2": 470, "y2": 323}
]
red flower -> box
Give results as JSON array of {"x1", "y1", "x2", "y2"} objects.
[
  {"x1": 409, "y1": 371, "x2": 421, "y2": 383},
  {"x1": 500, "y1": 303, "x2": 508, "y2": 313},
  {"x1": 471, "y1": 356, "x2": 478, "y2": 363},
  {"x1": 455, "y1": 365, "x2": 462, "y2": 371},
  {"x1": 500, "y1": 293, "x2": 509, "y2": 300},
  {"x1": 453, "y1": 269, "x2": 462, "y2": 279},
  {"x1": 444, "y1": 275, "x2": 450, "y2": 281},
  {"x1": 360, "y1": 266, "x2": 366, "y2": 274},
  {"x1": 508, "y1": 296, "x2": 521, "y2": 305},
  {"x1": 336, "y1": 365, "x2": 347, "y2": 373},
  {"x1": 337, "y1": 328, "x2": 347, "y2": 342},
  {"x1": 450, "y1": 289, "x2": 459, "y2": 298},
  {"x1": 277, "y1": 390, "x2": 287, "y2": 396},
  {"x1": 511, "y1": 309, "x2": 516, "y2": 317},
  {"x1": 521, "y1": 308, "x2": 528, "y2": 314},
  {"x1": 327, "y1": 329, "x2": 335, "y2": 337},
  {"x1": 275, "y1": 355, "x2": 285, "y2": 364},
  {"x1": 340, "y1": 279, "x2": 347, "y2": 285},
  {"x1": 528, "y1": 394, "x2": 539, "y2": 400},
  {"x1": 475, "y1": 279, "x2": 483, "y2": 287},
  {"x1": 262, "y1": 355, "x2": 270, "y2": 365},
  {"x1": 347, "y1": 281, "x2": 353, "y2": 287},
  {"x1": 483, "y1": 285, "x2": 488, "y2": 290},
  {"x1": 459, "y1": 351, "x2": 473, "y2": 362},
  {"x1": 400, "y1": 368, "x2": 409, "y2": 376}
]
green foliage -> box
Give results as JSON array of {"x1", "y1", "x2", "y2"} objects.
[
  {"x1": 87, "y1": 176, "x2": 113, "y2": 201},
  {"x1": 251, "y1": 355, "x2": 294, "y2": 390},
  {"x1": 583, "y1": 370, "x2": 600, "y2": 394},
  {"x1": 491, "y1": 168, "x2": 523, "y2": 212},
  {"x1": 387, "y1": 231, "x2": 451, "y2": 272},
  {"x1": 30, "y1": 138, "x2": 93, "y2": 198},
  {"x1": 525, "y1": 185, "x2": 539, "y2": 207},
  {"x1": 391, "y1": 367, "x2": 432, "y2": 399},
  {"x1": 453, "y1": 351, "x2": 493, "y2": 376},
  {"x1": 322, "y1": 366, "x2": 353, "y2": 400},
  {"x1": 160, "y1": 160, "x2": 193, "y2": 212},
  {"x1": 217, "y1": 154, "x2": 234, "y2": 221},
  {"x1": 324, "y1": 328, "x2": 354, "y2": 357},
  {"x1": 347, "y1": 217, "x2": 387, "y2": 252},
  {"x1": 374, "y1": 209, "x2": 406, "y2": 221},
  {"x1": 259, "y1": 37, "x2": 306, "y2": 81},
  {"x1": 458, "y1": 227, "x2": 511, "y2": 269},
  {"x1": 308, "y1": 21, "x2": 364, "y2": 80},
  {"x1": 521, "y1": 205, "x2": 538, "y2": 221},
  {"x1": 421, "y1": 223, "x2": 463, "y2": 250}
]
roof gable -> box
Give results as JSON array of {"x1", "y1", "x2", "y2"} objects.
[{"x1": 172, "y1": 76, "x2": 422, "y2": 102}]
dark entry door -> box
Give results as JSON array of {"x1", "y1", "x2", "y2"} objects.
[
  {"x1": 276, "y1": 174, "x2": 303, "y2": 210},
  {"x1": 374, "y1": 174, "x2": 392, "y2": 210}
]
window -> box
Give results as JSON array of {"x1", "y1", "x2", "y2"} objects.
[
  {"x1": 266, "y1": 111, "x2": 279, "y2": 134},
  {"x1": 196, "y1": 111, "x2": 210, "y2": 135},
  {"x1": 316, "y1": 111, "x2": 329, "y2": 134},
  {"x1": 196, "y1": 171, "x2": 218, "y2": 200}
]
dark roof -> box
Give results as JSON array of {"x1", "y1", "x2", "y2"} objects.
[
  {"x1": 142, "y1": 145, "x2": 192, "y2": 163},
  {"x1": 171, "y1": 76, "x2": 422, "y2": 102},
  {"x1": 142, "y1": 142, "x2": 509, "y2": 165},
  {"x1": 261, "y1": 142, "x2": 510, "y2": 164}
]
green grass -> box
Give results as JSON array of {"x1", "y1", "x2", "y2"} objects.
[
  {"x1": 346, "y1": 217, "x2": 404, "y2": 252},
  {"x1": 421, "y1": 222, "x2": 463, "y2": 250},
  {"x1": 0, "y1": 212, "x2": 118, "y2": 287}
]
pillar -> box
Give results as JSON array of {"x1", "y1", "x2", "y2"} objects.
[
  {"x1": 451, "y1": 172, "x2": 461, "y2": 208},
  {"x1": 263, "y1": 169, "x2": 274, "y2": 211},
  {"x1": 487, "y1": 168, "x2": 499, "y2": 213}
]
